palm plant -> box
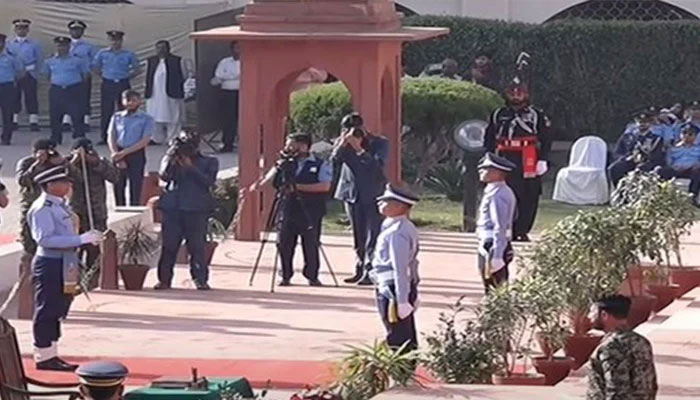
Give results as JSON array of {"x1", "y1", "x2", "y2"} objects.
[
  {"x1": 118, "y1": 222, "x2": 159, "y2": 267},
  {"x1": 333, "y1": 341, "x2": 419, "y2": 400}
]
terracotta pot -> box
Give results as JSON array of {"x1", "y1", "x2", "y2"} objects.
[
  {"x1": 628, "y1": 295, "x2": 656, "y2": 328},
  {"x1": 176, "y1": 242, "x2": 219, "y2": 266},
  {"x1": 491, "y1": 372, "x2": 546, "y2": 386},
  {"x1": 619, "y1": 265, "x2": 652, "y2": 296},
  {"x1": 670, "y1": 267, "x2": 700, "y2": 296},
  {"x1": 536, "y1": 332, "x2": 560, "y2": 359},
  {"x1": 564, "y1": 333, "x2": 603, "y2": 370},
  {"x1": 533, "y1": 356, "x2": 574, "y2": 386},
  {"x1": 147, "y1": 196, "x2": 162, "y2": 224},
  {"x1": 568, "y1": 312, "x2": 593, "y2": 336},
  {"x1": 647, "y1": 284, "x2": 680, "y2": 313},
  {"x1": 119, "y1": 264, "x2": 150, "y2": 290}
]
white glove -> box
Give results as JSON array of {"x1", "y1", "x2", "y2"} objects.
[
  {"x1": 397, "y1": 303, "x2": 414, "y2": 320},
  {"x1": 491, "y1": 258, "x2": 506, "y2": 272},
  {"x1": 80, "y1": 230, "x2": 103, "y2": 245},
  {"x1": 536, "y1": 160, "x2": 548, "y2": 176}
]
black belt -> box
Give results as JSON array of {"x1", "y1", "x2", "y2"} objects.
[
  {"x1": 51, "y1": 83, "x2": 81, "y2": 90},
  {"x1": 103, "y1": 78, "x2": 129, "y2": 84}
]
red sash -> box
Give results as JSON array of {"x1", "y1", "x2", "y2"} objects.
[{"x1": 497, "y1": 136, "x2": 539, "y2": 178}]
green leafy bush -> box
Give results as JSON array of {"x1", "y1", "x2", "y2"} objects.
[
  {"x1": 290, "y1": 78, "x2": 502, "y2": 184},
  {"x1": 403, "y1": 16, "x2": 700, "y2": 142},
  {"x1": 423, "y1": 297, "x2": 497, "y2": 383}
]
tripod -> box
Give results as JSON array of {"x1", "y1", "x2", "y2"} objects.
[{"x1": 248, "y1": 185, "x2": 339, "y2": 293}]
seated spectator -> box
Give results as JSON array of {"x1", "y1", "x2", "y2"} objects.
[
  {"x1": 672, "y1": 101, "x2": 700, "y2": 144},
  {"x1": 464, "y1": 53, "x2": 497, "y2": 90},
  {"x1": 655, "y1": 107, "x2": 680, "y2": 146},
  {"x1": 658, "y1": 123, "x2": 700, "y2": 204},
  {"x1": 439, "y1": 58, "x2": 462, "y2": 80},
  {"x1": 609, "y1": 111, "x2": 665, "y2": 187}
]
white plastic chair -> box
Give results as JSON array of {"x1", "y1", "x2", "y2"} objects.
[{"x1": 553, "y1": 135, "x2": 609, "y2": 205}]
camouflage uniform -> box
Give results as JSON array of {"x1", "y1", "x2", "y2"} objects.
[
  {"x1": 67, "y1": 156, "x2": 120, "y2": 287},
  {"x1": 587, "y1": 328, "x2": 658, "y2": 400},
  {"x1": 16, "y1": 156, "x2": 59, "y2": 254}
]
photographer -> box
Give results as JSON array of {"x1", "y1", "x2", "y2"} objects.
[
  {"x1": 248, "y1": 133, "x2": 332, "y2": 287},
  {"x1": 67, "y1": 138, "x2": 120, "y2": 279},
  {"x1": 154, "y1": 132, "x2": 219, "y2": 291},
  {"x1": 332, "y1": 112, "x2": 388, "y2": 285}
]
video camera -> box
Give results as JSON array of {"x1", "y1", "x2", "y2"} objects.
[
  {"x1": 168, "y1": 132, "x2": 199, "y2": 159},
  {"x1": 273, "y1": 149, "x2": 298, "y2": 190}
]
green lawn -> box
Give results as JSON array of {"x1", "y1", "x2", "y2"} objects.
[{"x1": 323, "y1": 197, "x2": 603, "y2": 233}]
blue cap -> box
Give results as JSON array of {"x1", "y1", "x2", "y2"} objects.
[
  {"x1": 477, "y1": 152, "x2": 516, "y2": 172},
  {"x1": 13, "y1": 19, "x2": 31, "y2": 27},
  {"x1": 54, "y1": 36, "x2": 71, "y2": 45},
  {"x1": 688, "y1": 101, "x2": 700, "y2": 111},
  {"x1": 76, "y1": 361, "x2": 129, "y2": 387},
  {"x1": 34, "y1": 166, "x2": 71, "y2": 185},
  {"x1": 68, "y1": 20, "x2": 87, "y2": 30},
  {"x1": 680, "y1": 123, "x2": 699, "y2": 135},
  {"x1": 377, "y1": 183, "x2": 419, "y2": 206},
  {"x1": 106, "y1": 30, "x2": 124, "y2": 39}
]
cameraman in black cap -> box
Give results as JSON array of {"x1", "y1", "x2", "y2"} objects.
[
  {"x1": 154, "y1": 132, "x2": 219, "y2": 291},
  {"x1": 248, "y1": 133, "x2": 333, "y2": 286},
  {"x1": 332, "y1": 112, "x2": 388, "y2": 285}
]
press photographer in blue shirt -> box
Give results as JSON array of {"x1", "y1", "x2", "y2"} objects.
[
  {"x1": 248, "y1": 133, "x2": 333, "y2": 286},
  {"x1": 42, "y1": 36, "x2": 90, "y2": 144},
  {"x1": 155, "y1": 132, "x2": 219, "y2": 291}
]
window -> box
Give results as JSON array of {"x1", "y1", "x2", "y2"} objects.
[{"x1": 546, "y1": 0, "x2": 698, "y2": 22}]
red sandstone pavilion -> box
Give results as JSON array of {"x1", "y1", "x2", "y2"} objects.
[{"x1": 191, "y1": 0, "x2": 448, "y2": 241}]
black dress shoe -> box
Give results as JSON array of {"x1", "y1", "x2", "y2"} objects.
[
  {"x1": 154, "y1": 282, "x2": 171, "y2": 290},
  {"x1": 278, "y1": 278, "x2": 291, "y2": 287},
  {"x1": 55, "y1": 357, "x2": 78, "y2": 371},
  {"x1": 513, "y1": 234, "x2": 530, "y2": 242},
  {"x1": 356, "y1": 273, "x2": 373, "y2": 286},
  {"x1": 344, "y1": 273, "x2": 363, "y2": 284},
  {"x1": 36, "y1": 357, "x2": 78, "y2": 372},
  {"x1": 30, "y1": 123, "x2": 39, "y2": 132},
  {"x1": 308, "y1": 279, "x2": 323, "y2": 287},
  {"x1": 195, "y1": 281, "x2": 211, "y2": 290}
]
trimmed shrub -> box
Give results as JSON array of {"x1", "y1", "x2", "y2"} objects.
[
  {"x1": 402, "y1": 16, "x2": 700, "y2": 142},
  {"x1": 290, "y1": 78, "x2": 503, "y2": 183}
]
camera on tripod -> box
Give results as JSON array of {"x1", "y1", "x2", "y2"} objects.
[
  {"x1": 273, "y1": 150, "x2": 298, "y2": 190},
  {"x1": 168, "y1": 132, "x2": 198, "y2": 158}
]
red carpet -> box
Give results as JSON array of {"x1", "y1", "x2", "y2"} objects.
[
  {"x1": 23, "y1": 356, "x2": 336, "y2": 389},
  {"x1": 0, "y1": 234, "x2": 17, "y2": 245}
]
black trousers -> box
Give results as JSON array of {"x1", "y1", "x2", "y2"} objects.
[
  {"x1": 658, "y1": 166, "x2": 700, "y2": 196},
  {"x1": 100, "y1": 79, "x2": 130, "y2": 141},
  {"x1": 49, "y1": 84, "x2": 85, "y2": 144},
  {"x1": 278, "y1": 203, "x2": 324, "y2": 281},
  {"x1": 157, "y1": 210, "x2": 209, "y2": 285},
  {"x1": 0, "y1": 82, "x2": 15, "y2": 142},
  {"x1": 114, "y1": 149, "x2": 145, "y2": 206},
  {"x1": 32, "y1": 256, "x2": 68, "y2": 349},
  {"x1": 608, "y1": 158, "x2": 662, "y2": 188},
  {"x1": 346, "y1": 201, "x2": 382, "y2": 271},
  {"x1": 82, "y1": 75, "x2": 92, "y2": 117},
  {"x1": 220, "y1": 89, "x2": 239, "y2": 149},
  {"x1": 376, "y1": 284, "x2": 418, "y2": 352},
  {"x1": 505, "y1": 172, "x2": 541, "y2": 237},
  {"x1": 15, "y1": 74, "x2": 38, "y2": 115},
  {"x1": 477, "y1": 240, "x2": 514, "y2": 294}
]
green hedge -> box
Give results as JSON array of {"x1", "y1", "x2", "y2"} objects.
[
  {"x1": 290, "y1": 78, "x2": 503, "y2": 183},
  {"x1": 402, "y1": 16, "x2": 700, "y2": 142}
]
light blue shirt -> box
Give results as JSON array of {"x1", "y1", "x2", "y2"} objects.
[
  {"x1": 108, "y1": 110, "x2": 154, "y2": 148},
  {"x1": 671, "y1": 121, "x2": 700, "y2": 145},
  {"x1": 652, "y1": 124, "x2": 677, "y2": 146},
  {"x1": 0, "y1": 51, "x2": 22, "y2": 84},
  {"x1": 28, "y1": 193, "x2": 82, "y2": 253},
  {"x1": 296, "y1": 154, "x2": 333, "y2": 183},
  {"x1": 7, "y1": 37, "x2": 41, "y2": 78},
  {"x1": 667, "y1": 144, "x2": 700, "y2": 170},
  {"x1": 92, "y1": 48, "x2": 139, "y2": 81},
  {"x1": 42, "y1": 55, "x2": 88, "y2": 87},
  {"x1": 370, "y1": 216, "x2": 420, "y2": 305},
  {"x1": 70, "y1": 39, "x2": 96, "y2": 64},
  {"x1": 477, "y1": 181, "x2": 517, "y2": 265}
]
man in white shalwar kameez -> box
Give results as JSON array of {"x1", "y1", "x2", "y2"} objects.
[{"x1": 145, "y1": 40, "x2": 189, "y2": 144}]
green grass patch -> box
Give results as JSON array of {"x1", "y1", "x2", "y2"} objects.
[{"x1": 323, "y1": 197, "x2": 602, "y2": 233}]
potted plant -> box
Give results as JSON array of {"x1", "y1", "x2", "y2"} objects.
[
  {"x1": 422, "y1": 297, "x2": 498, "y2": 384},
  {"x1": 118, "y1": 222, "x2": 160, "y2": 290},
  {"x1": 478, "y1": 280, "x2": 545, "y2": 386},
  {"x1": 176, "y1": 217, "x2": 229, "y2": 265},
  {"x1": 527, "y1": 276, "x2": 575, "y2": 386},
  {"x1": 332, "y1": 341, "x2": 419, "y2": 400},
  {"x1": 644, "y1": 266, "x2": 680, "y2": 313}
]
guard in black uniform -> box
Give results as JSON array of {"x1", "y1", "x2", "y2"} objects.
[
  {"x1": 249, "y1": 133, "x2": 333, "y2": 286},
  {"x1": 484, "y1": 78, "x2": 552, "y2": 242}
]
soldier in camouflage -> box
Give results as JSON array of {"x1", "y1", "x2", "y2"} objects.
[
  {"x1": 67, "y1": 138, "x2": 120, "y2": 280},
  {"x1": 16, "y1": 139, "x2": 66, "y2": 255},
  {"x1": 587, "y1": 294, "x2": 658, "y2": 400}
]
